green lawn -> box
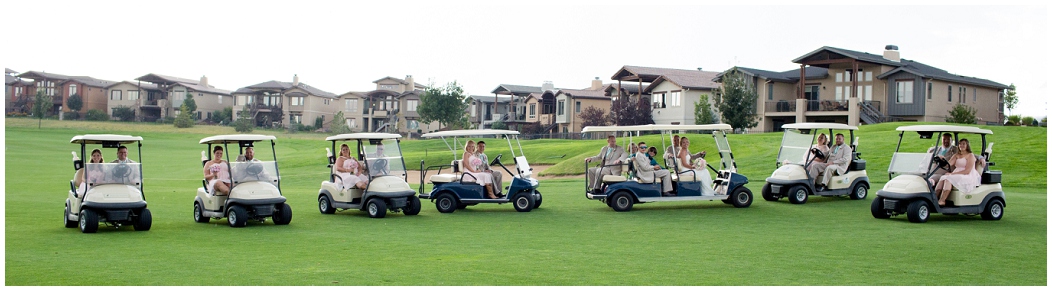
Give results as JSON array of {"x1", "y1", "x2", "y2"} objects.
[{"x1": 4, "y1": 118, "x2": 1047, "y2": 285}]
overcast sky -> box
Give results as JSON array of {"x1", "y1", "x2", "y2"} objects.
[{"x1": 3, "y1": 1, "x2": 1047, "y2": 118}]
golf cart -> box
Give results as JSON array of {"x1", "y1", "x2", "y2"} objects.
[
  {"x1": 65, "y1": 134, "x2": 151, "y2": 233},
  {"x1": 581, "y1": 124, "x2": 753, "y2": 212},
  {"x1": 192, "y1": 134, "x2": 291, "y2": 227},
  {"x1": 762, "y1": 123, "x2": 869, "y2": 204},
  {"x1": 318, "y1": 133, "x2": 419, "y2": 218},
  {"x1": 418, "y1": 129, "x2": 541, "y2": 213},
  {"x1": 871, "y1": 125, "x2": 1003, "y2": 223}
]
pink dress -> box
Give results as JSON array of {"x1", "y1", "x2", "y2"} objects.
[
  {"x1": 336, "y1": 158, "x2": 367, "y2": 190},
  {"x1": 207, "y1": 161, "x2": 231, "y2": 194},
  {"x1": 939, "y1": 155, "x2": 981, "y2": 194},
  {"x1": 462, "y1": 155, "x2": 493, "y2": 186}
]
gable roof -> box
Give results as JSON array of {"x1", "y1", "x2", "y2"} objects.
[
  {"x1": 611, "y1": 65, "x2": 713, "y2": 83},
  {"x1": 16, "y1": 71, "x2": 72, "y2": 81},
  {"x1": 105, "y1": 81, "x2": 161, "y2": 90},
  {"x1": 553, "y1": 89, "x2": 609, "y2": 100},
  {"x1": 602, "y1": 83, "x2": 647, "y2": 95},
  {"x1": 793, "y1": 46, "x2": 1007, "y2": 89},
  {"x1": 62, "y1": 76, "x2": 117, "y2": 88},
  {"x1": 714, "y1": 66, "x2": 829, "y2": 83},
  {"x1": 135, "y1": 73, "x2": 200, "y2": 85},
  {"x1": 644, "y1": 70, "x2": 722, "y2": 92},
  {"x1": 792, "y1": 46, "x2": 902, "y2": 67},
  {"x1": 5, "y1": 68, "x2": 16, "y2": 74},
  {"x1": 468, "y1": 95, "x2": 522, "y2": 103},
  {"x1": 240, "y1": 80, "x2": 336, "y2": 98},
  {"x1": 490, "y1": 84, "x2": 561, "y2": 95}
]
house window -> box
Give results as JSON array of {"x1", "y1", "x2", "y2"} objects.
[
  {"x1": 347, "y1": 118, "x2": 357, "y2": 129},
  {"x1": 835, "y1": 87, "x2": 843, "y2": 101},
  {"x1": 557, "y1": 100, "x2": 564, "y2": 115},
  {"x1": 290, "y1": 114, "x2": 302, "y2": 124},
  {"x1": 323, "y1": 98, "x2": 329, "y2": 105},
  {"x1": 407, "y1": 100, "x2": 419, "y2": 112},
  {"x1": 927, "y1": 82, "x2": 932, "y2": 100},
  {"x1": 959, "y1": 86, "x2": 965, "y2": 103},
  {"x1": 217, "y1": 95, "x2": 222, "y2": 104},
  {"x1": 973, "y1": 88, "x2": 977, "y2": 102},
  {"x1": 947, "y1": 85, "x2": 952, "y2": 102},
  {"x1": 864, "y1": 85, "x2": 873, "y2": 101},
  {"x1": 291, "y1": 97, "x2": 304, "y2": 106},
  {"x1": 653, "y1": 92, "x2": 665, "y2": 108},
  {"x1": 346, "y1": 99, "x2": 358, "y2": 111},
  {"x1": 767, "y1": 83, "x2": 773, "y2": 100},
  {"x1": 529, "y1": 104, "x2": 536, "y2": 118},
  {"x1": 669, "y1": 91, "x2": 681, "y2": 107},
  {"x1": 129, "y1": 90, "x2": 140, "y2": 101},
  {"x1": 68, "y1": 84, "x2": 77, "y2": 96},
  {"x1": 865, "y1": 71, "x2": 873, "y2": 82},
  {"x1": 110, "y1": 90, "x2": 122, "y2": 100},
  {"x1": 15, "y1": 87, "x2": 22, "y2": 96},
  {"x1": 896, "y1": 80, "x2": 914, "y2": 104},
  {"x1": 575, "y1": 101, "x2": 581, "y2": 113},
  {"x1": 471, "y1": 104, "x2": 476, "y2": 117},
  {"x1": 836, "y1": 72, "x2": 843, "y2": 83}
]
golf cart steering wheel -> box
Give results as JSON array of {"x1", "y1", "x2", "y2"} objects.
[
  {"x1": 112, "y1": 163, "x2": 131, "y2": 180},
  {"x1": 810, "y1": 148, "x2": 827, "y2": 160},
  {"x1": 489, "y1": 154, "x2": 502, "y2": 166},
  {"x1": 373, "y1": 159, "x2": 389, "y2": 176},
  {"x1": 245, "y1": 162, "x2": 264, "y2": 178},
  {"x1": 932, "y1": 155, "x2": 952, "y2": 171}
]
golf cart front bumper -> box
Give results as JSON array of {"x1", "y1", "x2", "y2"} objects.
[
  {"x1": 586, "y1": 191, "x2": 607, "y2": 200},
  {"x1": 764, "y1": 177, "x2": 809, "y2": 194}
]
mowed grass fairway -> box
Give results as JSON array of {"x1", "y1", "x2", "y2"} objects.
[{"x1": 4, "y1": 118, "x2": 1047, "y2": 285}]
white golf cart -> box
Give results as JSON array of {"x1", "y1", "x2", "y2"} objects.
[
  {"x1": 581, "y1": 124, "x2": 753, "y2": 212},
  {"x1": 762, "y1": 123, "x2": 870, "y2": 204},
  {"x1": 872, "y1": 125, "x2": 1003, "y2": 223},
  {"x1": 65, "y1": 134, "x2": 152, "y2": 233},
  {"x1": 417, "y1": 129, "x2": 541, "y2": 213},
  {"x1": 317, "y1": 133, "x2": 419, "y2": 218},
  {"x1": 192, "y1": 134, "x2": 291, "y2": 227}
]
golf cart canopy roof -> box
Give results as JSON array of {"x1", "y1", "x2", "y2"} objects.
[
  {"x1": 895, "y1": 125, "x2": 993, "y2": 135},
  {"x1": 781, "y1": 123, "x2": 858, "y2": 130},
  {"x1": 70, "y1": 134, "x2": 143, "y2": 144},
  {"x1": 326, "y1": 133, "x2": 402, "y2": 141},
  {"x1": 582, "y1": 124, "x2": 732, "y2": 133},
  {"x1": 199, "y1": 134, "x2": 277, "y2": 144},
  {"x1": 420, "y1": 129, "x2": 520, "y2": 138}
]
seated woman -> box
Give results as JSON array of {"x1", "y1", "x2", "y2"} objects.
[
  {"x1": 75, "y1": 148, "x2": 105, "y2": 196},
  {"x1": 628, "y1": 143, "x2": 639, "y2": 158},
  {"x1": 461, "y1": 140, "x2": 499, "y2": 199},
  {"x1": 203, "y1": 146, "x2": 232, "y2": 196},
  {"x1": 806, "y1": 133, "x2": 830, "y2": 164},
  {"x1": 334, "y1": 143, "x2": 368, "y2": 190},
  {"x1": 676, "y1": 137, "x2": 716, "y2": 195},
  {"x1": 935, "y1": 139, "x2": 981, "y2": 206}
]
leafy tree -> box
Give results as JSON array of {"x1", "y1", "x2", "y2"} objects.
[
  {"x1": 491, "y1": 120, "x2": 508, "y2": 130},
  {"x1": 183, "y1": 92, "x2": 197, "y2": 119},
  {"x1": 31, "y1": 91, "x2": 53, "y2": 128},
  {"x1": 1003, "y1": 83, "x2": 1017, "y2": 116},
  {"x1": 112, "y1": 106, "x2": 136, "y2": 121},
  {"x1": 67, "y1": 93, "x2": 83, "y2": 120},
  {"x1": 174, "y1": 103, "x2": 195, "y2": 128},
  {"x1": 945, "y1": 104, "x2": 977, "y2": 124},
  {"x1": 717, "y1": 68, "x2": 759, "y2": 131},
  {"x1": 330, "y1": 110, "x2": 352, "y2": 134},
  {"x1": 210, "y1": 108, "x2": 232, "y2": 125},
  {"x1": 580, "y1": 105, "x2": 608, "y2": 127},
  {"x1": 520, "y1": 122, "x2": 545, "y2": 135},
  {"x1": 609, "y1": 95, "x2": 637, "y2": 126},
  {"x1": 85, "y1": 109, "x2": 109, "y2": 121},
  {"x1": 635, "y1": 96, "x2": 654, "y2": 125},
  {"x1": 234, "y1": 107, "x2": 254, "y2": 133},
  {"x1": 314, "y1": 116, "x2": 325, "y2": 130},
  {"x1": 694, "y1": 94, "x2": 717, "y2": 124},
  {"x1": 418, "y1": 81, "x2": 470, "y2": 129},
  {"x1": 1006, "y1": 115, "x2": 1022, "y2": 126}
]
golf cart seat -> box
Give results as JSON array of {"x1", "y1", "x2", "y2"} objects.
[
  {"x1": 848, "y1": 137, "x2": 866, "y2": 171},
  {"x1": 601, "y1": 159, "x2": 629, "y2": 183},
  {"x1": 979, "y1": 144, "x2": 1001, "y2": 184},
  {"x1": 429, "y1": 160, "x2": 460, "y2": 183}
]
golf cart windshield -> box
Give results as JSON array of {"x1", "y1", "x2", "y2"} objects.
[
  {"x1": 84, "y1": 163, "x2": 142, "y2": 186},
  {"x1": 888, "y1": 152, "x2": 933, "y2": 176},
  {"x1": 231, "y1": 161, "x2": 279, "y2": 186},
  {"x1": 777, "y1": 129, "x2": 814, "y2": 165},
  {"x1": 713, "y1": 131, "x2": 736, "y2": 172},
  {"x1": 364, "y1": 138, "x2": 405, "y2": 177}
]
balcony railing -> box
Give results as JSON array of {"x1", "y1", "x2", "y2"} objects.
[
  {"x1": 860, "y1": 100, "x2": 881, "y2": 113},
  {"x1": 805, "y1": 100, "x2": 849, "y2": 112},
  {"x1": 765, "y1": 100, "x2": 796, "y2": 113}
]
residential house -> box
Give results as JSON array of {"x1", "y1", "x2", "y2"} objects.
[
  {"x1": 467, "y1": 95, "x2": 521, "y2": 129},
  {"x1": 5, "y1": 68, "x2": 33, "y2": 113},
  {"x1": 552, "y1": 78, "x2": 610, "y2": 133},
  {"x1": 105, "y1": 81, "x2": 161, "y2": 120},
  {"x1": 485, "y1": 82, "x2": 561, "y2": 130},
  {"x1": 14, "y1": 70, "x2": 115, "y2": 118},
  {"x1": 644, "y1": 69, "x2": 722, "y2": 125},
  {"x1": 337, "y1": 75, "x2": 437, "y2": 134},
  {"x1": 232, "y1": 75, "x2": 337, "y2": 129},
  {"x1": 130, "y1": 73, "x2": 233, "y2": 122},
  {"x1": 715, "y1": 45, "x2": 1009, "y2": 132}
]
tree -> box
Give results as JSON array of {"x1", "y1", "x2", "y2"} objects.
[
  {"x1": 418, "y1": 81, "x2": 470, "y2": 129},
  {"x1": 174, "y1": 103, "x2": 195, "y2": 128},
  {"x1": 491, "y1": 120, "x2": 508, "y2": 130},
  {"x1": 580, "y1": 105, "x2": 608, "y2": 127},
  {"x1": 210, "y1": 107, "x2": 232, "y2": 125},
  {"x1": 314, "y1": 116, "x2": 325, "y2": 130},
  {"x1": 609, "y1": 95, "x2": 653, "y2": 126},
  {"x1": 1006, "y1": 115, "x2": 1021, "y2": 126},
  {"x1": 31, "y1": 91, "x2": 53, "y2": 129},
  {"x1": 635, "y1": 96, "x2": 654, "y2": 125},
  {"x1": 67, "y1": 93, "x2": 83, "y2": 120},
  {"x1": 183, "y1": 92, "x2": 197, "y2": 119},
  {"x1": 1003, "y1": 83, "x2": 1018, "y2": 116},
  {"x1": 717, "y1": 68, "x2": 759, "y2": 132},
  {"x1": 945, "y1": 103, "x2": 977, "y2": 124},
  {"x1": 330, "y1": 110, "x2": 352, "y2": 134},
  {"x1": 694, "y1": 94, "x2": 717, "y2": 125},
  {"x1": 112, "y1": 105, "x2": 136, "y2": 121},
  {"x1": 234, "y1": 107, "x2": 254, "y2": 133}
]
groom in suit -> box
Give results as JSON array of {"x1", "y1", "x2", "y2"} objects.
[
  {"x1": 585, "y1": 134, "x2": 628, "y2": 193},
  {"x1": 633, "y1": 142, "x2": 673, "y2": 196},
  {"x1": 810, "y1": 133, "x2": 853, "y2": 191}
]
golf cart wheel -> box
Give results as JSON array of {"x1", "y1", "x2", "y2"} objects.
[
  {"x1": 133, "y1": 208, "x2": 152, "y2": 231},
  {"x1": 318, "y1": 195, "x2": 336, "y2": 214},
  {"x1": 194, "y1": 202, "x2": 210, "y2": 223},
  {"x1": 730, "y1": 187, "x2": 753, "y2": 208},
  {"x1": 787, "y1": 185, "x2": 809, "y2": 204},
  {"x1": 533, "y1": 191, "x2": 543, "y2": 209},
  {"x1": 228, "y1": 205, "x2": 248, "y2": 227},
  {"x1": 513, "y1": 192, "x2": 535, "y2": 212},
  {"x1": 906, "y1": 200, "x2": 930, "y2": 223},
  {"x1": 610, "y1": 191, "x2": 634, "y2": 212},
  {"x1": 850, "y1": 183, "x2": 869, "y2": 200},
  {"x1": 64, "y1": 204, "x2": 78, "y2": 228},
  {"x1": 871, "y1": 198, "x2": 891, "y2": 219},
  {"x1": 273, "y1": 203, "x2": 292, "y2": 225},
  {"x1": 435, "y1": 193, "x2": 458, "y2": 213},
  {"x1": 981, "y1": 199, "x2": 1004, "y2": 221},
  {"x1": 367, "y1": 198, "x2": 387, "y2": 218},
  {"x1": 404, "y1": 195, "x2": 422, "y2": 216},
  {"x1": 79, "y1": 208, "x2": 99, "y2": 233},
  {"x1": 761, "y1": 183, "x2": 778, "y2": 201}
]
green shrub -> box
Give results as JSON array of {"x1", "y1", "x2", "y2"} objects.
[
  {"x1": 491, "y1": 120, "x2": 507, "y2": 130},
  {"x1": 314, "y1": 116, "x2": 324, "y2": 130},
  {"x1": 174, "y1": 104, "x2": 194, "y2": 128},
  {"x1": 85, "y1": 109, "x2": 109, "y2": 121},
  {"x1": 1021, "y1": 116, "x2": 1035, "y2": 126},
  {"x1": 945, "y1": 104, "x2": 977, "y2": 124},
  {"x1": 1006, "y1": 115, "x2": 1022, "y2": 126},
  {"x1": 112, "y1": 106, "x2": 136, "y2": 121},
  {"x1": 64, "y1": 111, "x2": 81, "y2": 120}
]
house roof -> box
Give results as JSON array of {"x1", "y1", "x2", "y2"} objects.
[
  {"x1": 135, "y1": 73, "x2": 232, "y2": 95},
  {"x1": 644, "y1": 70, "x2": 722, "y2": 92},
  {"x1": 5, "y1": 68, "x2": 16, "y2": 74},
  {"x1": 468, "y1": 95, "x2": 522, "y2": 103},
  {"x1": 611, "y1": 65, "x2": 712, "y2": 82},
  {"x1": 372, "y1": 76, "x2": 424, "y2": 89},
  {"x1": 553, "y1": 89, "x2": 609, "y2": 100},
  {"x1": 105, "y1": 81, "x2": 161, "y2": 90},
  {"x1": 793, "y1": 46, "x2": 1007, "y2": 89},
  {"x1": 490, "y1": 84, "x2": 559, "y2": 95},
  {"x1": 715, "y1": 66, "x2": 829, "y2": 83},
  {"x1": 240, "y1": 80, "x2": 336, "y2": 98},
  {"x1": 5, "y1": 75, "x2": 29, "y2": 85},
  {"x1": 16, "y1": 71, "x2": 72, "y2": 81},
  {"x1": 62, "y1": 76, "x2": 117, "y2": 88},
  {"x1": 602, "y1": 83, "x2": 647, "y2": 95}
]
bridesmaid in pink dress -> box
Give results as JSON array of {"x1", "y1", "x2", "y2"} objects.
[
  {"x1": 935, "y1": 139, "x2": 981, "y2": 206},
  {"x1": 203, "y1": 146, "x2": 232, "y2": 196},
  {"x1": 462, "y1": 140, "x2": 498, "y2": 199},
  {"x1": 335, "y1": 144, "x2": 368, "y2": 190}
]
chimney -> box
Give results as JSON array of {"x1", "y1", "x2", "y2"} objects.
[
  {"x1": 883, "y1": 45, "x2": 900, "y2": 62},
  {"x1": 293, "y1": 74, "x2": 300, "y2": 86},
  {"x1": 541, "y1": 81, "x2": 554, "y2": 92},
  {"x1": 200, "y1": 75, "x2": 208, "y2": 87},
  {"x1": 697, "y1": 67, "x2": 703, "y2": 71},
  {"x1": 405, "y1": 75, "x2": 414, "y2": 92},
  {"x1": 591, "y1": 77, "x2": 602, "y2": 90}
]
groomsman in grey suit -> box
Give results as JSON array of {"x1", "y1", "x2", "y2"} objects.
[
  {"x1": 808, "y1": 133, "x2": 853, "y2": 191},
  {"x1": 475, "y1": 141, "x2": 502, "y2": 195},
  {"x1": 585, "y1": 135, "x2": 628, "y2": 193},
  {"x1": 633, "y1": 142, "x2": 673, "y2": 196}
]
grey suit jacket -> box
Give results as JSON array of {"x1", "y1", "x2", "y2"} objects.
[
  {"x1": 589, "y1": 145, "x2": 628, "y2": 165},
  {"x1": 826, "y1": 144, "x2": 852, "y2": 174},
  {"x1": 633, "y1": 153, "x2": 660, "y2": 183}
]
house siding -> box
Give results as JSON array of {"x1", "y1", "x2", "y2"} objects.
[{"x1": 884, "y1": 71, "x2": 925, "y2": 116}]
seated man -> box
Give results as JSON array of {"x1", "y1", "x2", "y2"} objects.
[
  {"x1": 584, "y1": 135, "x2": 628, "y2": 193},
  {"x1": 633, "y1": 142, "x2": 673, "y2": 197},
  {"x1": 809, "y1": 133, "x2": 852, "y2": 191},
  {"x1": 235, "y1": 146, "x2": 260, "y2": 162},
  {"x1": 927, "y1": 133, "x2": 958, "y2": 184}
]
